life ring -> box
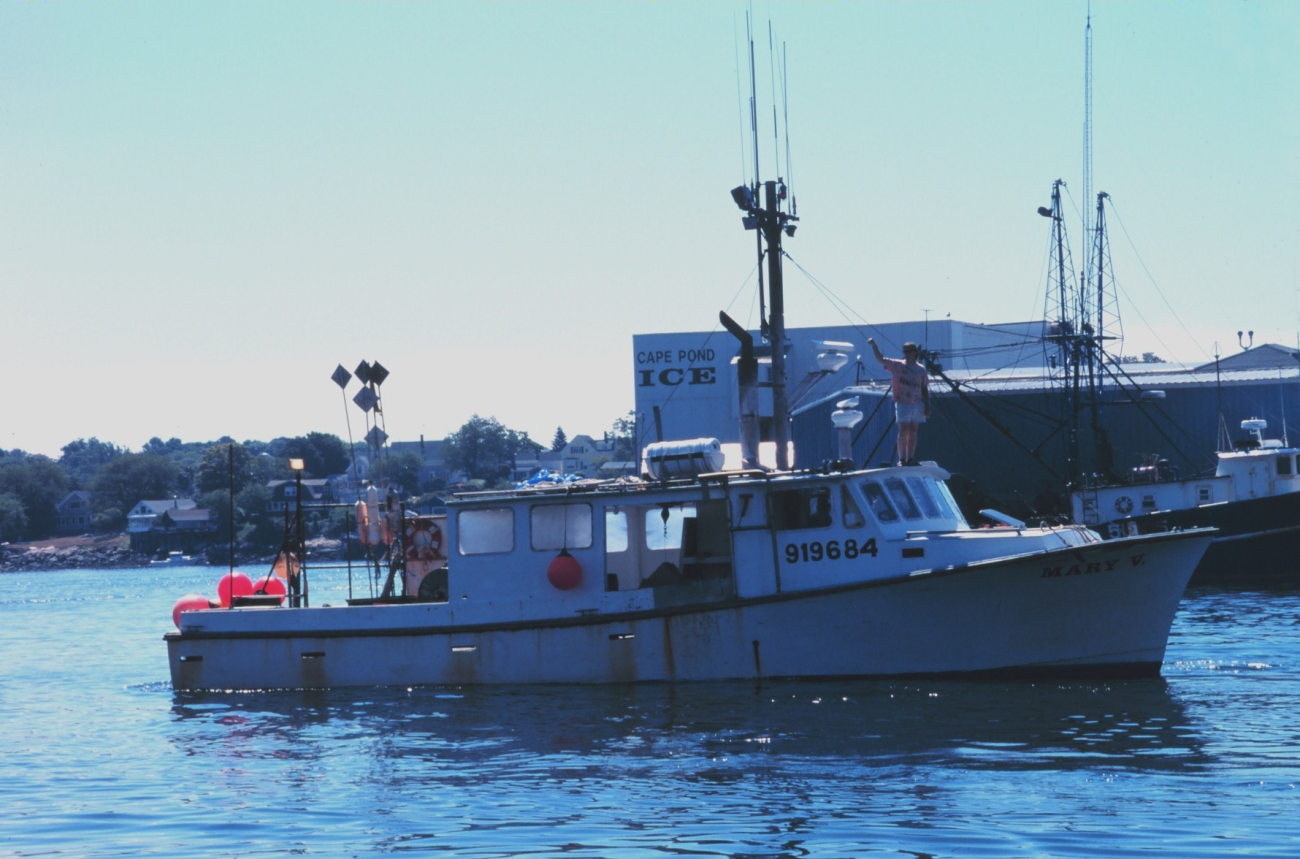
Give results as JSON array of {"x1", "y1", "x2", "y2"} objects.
[
  {"x1": 404, "y1": 518, "x2": 444, "y2": 562},
  {"x1": 1115, "y1": 495, "x2": 1134, "y2": 515}
]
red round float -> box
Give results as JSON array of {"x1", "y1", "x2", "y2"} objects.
[
  {"x1": 546, "y1": 549, "x2": 582, "y2": 591},
  {"x1": 217, "y1": 571, "x2": 254, "y2": 607},
  {"x1": 171, "y1": 593, "x2": 213, "y2": 629}
]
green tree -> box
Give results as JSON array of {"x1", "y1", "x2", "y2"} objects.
[
  {"x1": 141, "y1": 437, "x2": 183, "y2": 456},
  {"x1": 271, "y1": 433, "x2": 351, "y2": 478},
  {"x1": 443, "y1": 415, "x2": 540, "y2": 484},
  {"x1": 196, "y1": 443, "x2": 258, "y2": 494},
  {"x1": 610, "y1": 410, "x2": 639, "y2": 461},
  {"x1": 0, "y1": 492, "x2": 27, "y2": 543},
  {"x1": 235, "y1": 483, "x2": 281, "y2": 550},
  {"x1": 383, "y1": 450, "x2": 425, "y2": 498},
  {"x1": 0, "y1": 457, "x2": 70, "y2": 540},
  {"x1": 89, "y1": 454, "x2": 184, "y2": 528},
  {"x1": 58, "y1": 438, "x2": 125, "y2": 488},
  {"x1": 551, "y1": 427, "x2": 568, "y2": 452}
]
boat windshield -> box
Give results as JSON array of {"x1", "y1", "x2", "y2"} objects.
[
  {"x1": 860, "y1": 480, "x2": 899, "y2": 523},
  {"x1": 883, "y1": 477, "x2": 922, "y2": 520},
  {"x1": 906, "y1": 477, "x2": 942, "y2": 518}
]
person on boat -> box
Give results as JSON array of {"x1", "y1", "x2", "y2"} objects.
[{"x1": 869, "y1": 338, "x2": 930, "y2": 466}]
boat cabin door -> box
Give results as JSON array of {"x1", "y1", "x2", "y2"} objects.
[{"x1": 728, "y1": 486, "x2": 779, "y2": 597}]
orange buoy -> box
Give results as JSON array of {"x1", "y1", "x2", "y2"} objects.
[
  {"x1": 546, "y1": 549, "x2": 582, "y2": 591},
  {"x1": 172, "y1": 593, "x2": 213, "y2": 629},
  {"x1": 272, "y1": 552, "x2": 299, "y2": 580}
]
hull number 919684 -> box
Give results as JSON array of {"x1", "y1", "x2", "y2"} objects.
[{"x1": 785, "y1": 538, "x2": 878, "y2": 564}]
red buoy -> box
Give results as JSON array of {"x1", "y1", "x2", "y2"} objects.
[
  {"x1": 251, "y1": 575, "x2": 287, "y2": 605},
  {"x1": 217, "y1": 571, "x2": 254, "y2": 607},
  {"x1": 172, "y1": 593, "x2": 213, "y2": 629},
  {"x1": 547, "y1": 549, "x2": 582, "y2": 591}
]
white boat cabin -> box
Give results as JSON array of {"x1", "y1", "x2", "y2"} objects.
[
  {"x1": 431, "y1": 463, "x2": 1078, "y2": 619},
  {"x1": 1073, "y1": 418, "x2": 1300, "y2": 529}
]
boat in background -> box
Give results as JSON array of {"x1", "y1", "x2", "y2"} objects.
[
  {"x1": 1071, "y1": 418, "x2": 1300, "y2": 583},
  {"x1": 151, "y1": 551, "x2": 196, "y2": 567}
]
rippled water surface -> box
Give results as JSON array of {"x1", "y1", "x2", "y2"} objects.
[{"x1": 2, "y1": 566, "x2": 1299, "y2": 857}]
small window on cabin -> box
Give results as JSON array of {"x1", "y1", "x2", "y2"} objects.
[
  {"x1": 457, "y1": 508, "x2": 514, "y2": 555},
  {"x1": 1197, "y1": 485, "x2": 1213, "y2": 504},
  {"x1": 605, "y1": 510, "x2": 628, "y2": 553},
  {"x1": 860, "y1": 481, "x2": 899, "y2": 523},
  {"x1": 530, "y1": 503, "x2": 593, "y2": 551},
  {"x1": 906, "y1": 477, "x2": 942, "y2": 518},
  {"x1": 770, "y1": 487, "x2": 833, "y2": 531},
  {"x1": 927, "y1": 479, "x2": 958, "y2": 519},
  {"x1": 1279, "y1": 456, "x2": 1293, "y2": 476},
  {"x1": 646, "y1": 506, "x2": 694, "y2": 550},
  {"x1": 840, "y1": 485, "x2": 864, "y2": 529},
  {"x1": 884, "y1": 477, "x2": 922, "y2": 521}
]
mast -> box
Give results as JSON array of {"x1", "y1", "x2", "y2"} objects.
[
  {"x1": 729, "y1": 12, "x2": 798, "y2": 470},
  {"x1": 1040, "y1": 179, "x2": 1082, "y2": 486}
]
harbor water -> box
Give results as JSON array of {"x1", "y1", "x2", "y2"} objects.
[{"x1": 2, "y1": 565, "x2": 1298, "y2": 857}]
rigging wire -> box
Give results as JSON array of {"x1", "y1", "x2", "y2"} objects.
[
  {"x1": 635, "y1": 263, "x2": 760, "y2": 457},
  {"x1": 768, "y1": 20, "x2": 779, "y2": 181},
  {"x1": 1109, "y1": 200, "x2": 1213, "y2": 362},
  {"x1": 781, "y1": 41, "x2": 793, "y2": 209},
  {"x1": 732, "y1": 13, "x2": 748, "y2": 187}
]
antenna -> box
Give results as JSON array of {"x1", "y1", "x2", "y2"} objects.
[
  {"x1": 1081, "y1": 4, "x2": 1094, "y2": 293},
  {"x1": 746, "y1": 10, "x2": 767, "y2": 339},
  {"x1": 782, "y1": 41, "x2": 793, "y2": 214}
]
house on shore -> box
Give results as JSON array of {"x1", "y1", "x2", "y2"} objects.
[{"x1": 55, "y1": 491, "x2": 92, "y2": 536}]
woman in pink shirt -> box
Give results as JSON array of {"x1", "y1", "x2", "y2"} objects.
[{"x1": 869, "y1": 338, "x2": 930, "y2": 466}]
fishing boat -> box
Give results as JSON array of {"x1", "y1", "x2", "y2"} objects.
[
  {"x1": 165, "y1": 39, "x2": 1211, "y2": 690},
  {"x1": 165, "y1": 181, "x2": 1211, "y2": 690},
  {"x1": 1071, "y1": 418, "x2": 1300, "y2": 583}
]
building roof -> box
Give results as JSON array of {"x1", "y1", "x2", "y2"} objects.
[
  {"x1": 134, "y1": 498, "x2": 197, "y2": 512},
  {"x1": 1194, "y1": 343, "x2": 1300, "y2": 373},
  {"x1": 162, "y1": 508, "x2": 210, "y2": 522}
]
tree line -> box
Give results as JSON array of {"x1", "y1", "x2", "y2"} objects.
[{"x1": 0, "y1": 411, "x2": 638, "y2": 545}]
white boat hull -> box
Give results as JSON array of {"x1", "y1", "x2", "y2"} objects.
[{"x1": 167, "y1": 529, "x2": 1209, "y2": 690}]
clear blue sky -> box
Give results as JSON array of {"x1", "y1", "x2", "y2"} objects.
[{"x1": 3, "y1": 1, "x2": 1296, "y2": 459}]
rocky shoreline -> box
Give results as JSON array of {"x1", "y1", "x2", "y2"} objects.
[
  {"x1": 1, "y1": 537, "x2": 352, "y2": 573},
  {"x1": 1, "y1": 538, "x2": 146, "y2": 572}
]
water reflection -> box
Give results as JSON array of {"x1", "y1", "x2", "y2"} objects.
[{"x1": 170, "y1": 677, "x2": 1206, "y2": 777}]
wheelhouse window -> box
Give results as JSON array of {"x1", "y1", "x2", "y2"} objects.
[
  {"x1": 646, "y1": 506, "x2": 695, "y2": 550},
  {"x1": 861, "y1": 481, "x2": 899, "y2": 523},
  {"x1": 605, "y1": 510, "x2": 628, "y2": 553},
  {"x1": 530, "y1": 503, "x2": 593, "y2": 551},
  {"x1": 1279, "y1": 456, "x2": 1293, "y2": 477},
  {"x1": 905, "y1": 477, "x2": 942, "y2": 518},
  {"x1": 457, "y1": 508, "x2": 514, "y2": 555},
  {"x1": 883, "y1": 477, "x2": 922, "y2": 520},
  {"x1": 929, "y1": 479, "x2": 959, "y2": 519},
  {"x1": 840, "y1": 485, "x2": 864, "y2": 528},
  {"x1": 771, "y1": 487, "x2": 833, "y2": 530}
]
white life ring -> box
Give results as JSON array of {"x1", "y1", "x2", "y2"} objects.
[
  {"x1": 404, "y1": 518, "x2": 444, "y2": 562},
  {"x1": 1115, "y1": 495, "x2": 1134, "y2": 515}
]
